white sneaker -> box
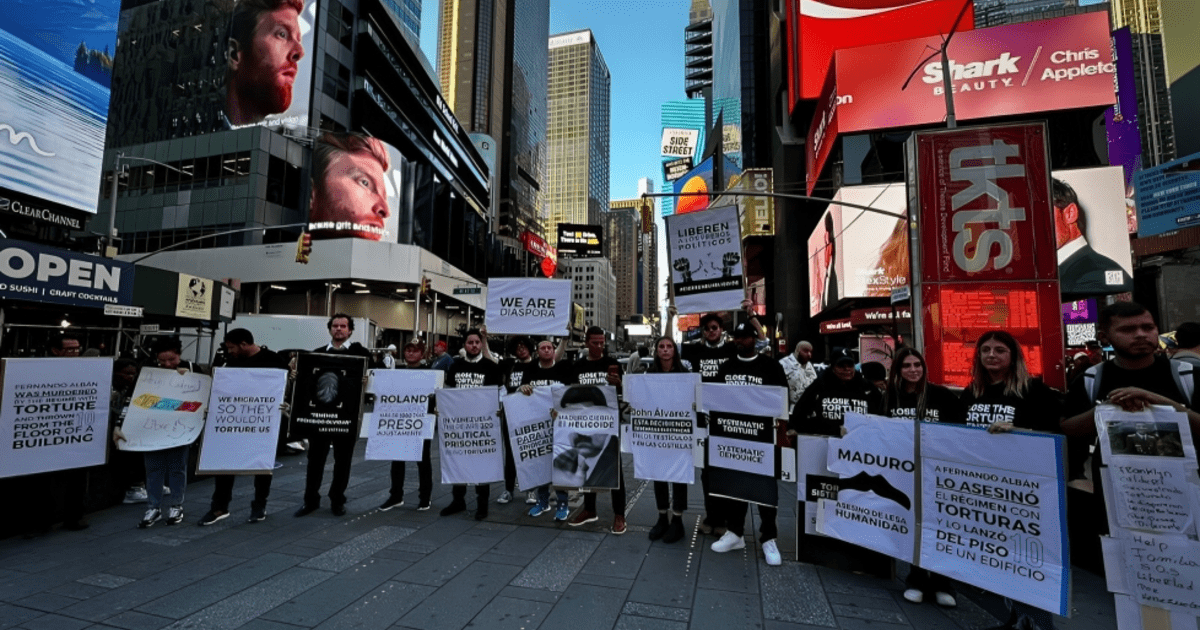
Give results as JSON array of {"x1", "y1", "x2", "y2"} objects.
[
  {"x1": 711, "y1": 531, "x2": 746, "y2": 553},
  {"x1": 525, "y1": 491, "x2": 538, "y2": 505},
  {"x1": 497, "y1": 490, "x2": 513, "y2": 504},
  {"x1": 762, "y1": 540, "x2": 782, "y2": 566},
  {"x1": 903, "y1": 589, "x2": 924, "y2": 604},
  {"x1": 935, "y1": 592, "x2": 956, "y2": 607},
  {"x1": 163, "y1": 486, "x2": 171, "y2": 495},
  {"x1": 124, "y1": 487, "x2": 148, "y2": 504}
]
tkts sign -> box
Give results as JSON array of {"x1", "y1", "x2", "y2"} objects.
[{"x1": 907, "y1": 124, "x2": 1064, "y2": 389}]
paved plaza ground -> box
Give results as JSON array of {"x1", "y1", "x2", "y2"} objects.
[{"x1": 0, "y1": 445, "x2": 1120, "y2": 630}]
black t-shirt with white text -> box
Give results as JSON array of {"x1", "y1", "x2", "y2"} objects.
[
  {"x1": 682, "y1": 341, "x2": 737, "y2": 383},
  {"x1": 888, "y1": 384, "x2": 966, "y2": 424},
  {"x1": 446, "y1": 356, "x2": 503, "y2": 389},
  {"x1": 714, "y1": 354, "x2": 787, "y2": 388},
  {"x1": 573, "y1": 355, "x2": 623, "y2": 386},
  {"x1": 521, "y1": 362, "x2": 577, "y2": 388},
  {"x1": 502, "y1": 358, "x2": 535, "y2": 393},
  {"x1": 959, "y1": 379, "x2": 1062, "y2": 433},
  {"x1": 790, "y1": 370, "x2": 885, "y2": 436}
]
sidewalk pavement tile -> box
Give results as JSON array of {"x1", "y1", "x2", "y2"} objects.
[
  {"x1": 474, "y1": 552, "x2": 530, "y2": 567},
  {"x1": 13, "y1": 592, "x2": 82, "y2": 613},
  {"x1": 620, "y1": 602, "x2": 690, "y2": 622},
  {"x1": 396, "y1": 562, "x2": 522, "y2": 630},
  {"x1": 158, "y1": 566, "x2": 331, "y2": 630},
  {"x1": 696, "y1": 541, "x2": 759, "y2": 594},
  {"x1": 496, "y1": 586, "x2": 561, "y2": 604},
  {"x1": 937, "y1": 592, "x2": 1005, "y2": 629},
  {"x1": 14, "y1": 612, "x2": 90, "y2": 630},
  {"x1": 627, "y1": 547, "x2": 699, "y2": 609},
  {"x1": 310, "y1": 580, "x2": 435, "y2": 630},
  {"x1": 47, "y1": 583, "x2": 108, "y2": 600},
  {"x1": 691, "y1": 588, "x2": 763, "y2": 630},
  {"x1": 0, "y1": 603, "x2": 44, "y2": 629},
  {"x1": 579, "y1": 534, "x2": 650, "y2": 578},
  {"x1": 133, "y1": 552, "x2": 303, "y2": 619},
  {"x1": 462, "y1": 595, "x2": 554, "y2": 630},
  {"x1": 509, "y1": 533, "x2": 602, "y2": 592},
  {"x1": 90, "y1": 610, "x2": 174, "y2": 630},
  {"x1": 571, "y1": 574, "x2": 634, "y2": 590},
  {"x1": 538, "y1": 583, "x2": 627, "y2": 630},
  {"x1": 759, "y1": 561, "x2": 835, "y2": 627},
  {"x1": 889, "y1": 597, "x2": 967, "y2": 630},
  {"x1": 485, "y1": 527, "x2": 558, "y2": 558},
  {"x1": 259, "y1": 558, "x2": 409, "y2": 627},
  {"x1": 58, "y1": 553, "x2": 246, "y2": 622},
  {"x1": 393, "y1": 544, "x2": 488, "y2": 588},
  {"x1": 298, "y1": 526, "x2": 415, "y2": 572},
  {"x1": 614, "y1": 614, "x2": 687, "y2": 630},
  {"x1": 827, "y1": 618, "x2": 911, "y2": 630},
  {"x1": 75, "y1": 574, "x2": 136, "y2": 589}
]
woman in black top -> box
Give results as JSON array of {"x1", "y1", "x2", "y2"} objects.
[
  {"x1": 884, "y1": 348, "x2": 963, "y2": 608},
  {"x1": 644, "y1": 336, "x2": 693, "y2": 544},
  {"x1": 960, "y1": 331, "x2": 1063, "y2": 630}
]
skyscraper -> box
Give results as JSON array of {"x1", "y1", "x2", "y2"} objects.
[
  {"x1": 1110, "y1": 0, "x2": 1177, "y2": 165},
  {"x1": 438, "y1": 0, "x2": 550, "y2": 250},
  {"x1": 546, "y1": 30, "x2": 610, "y2": 246},
  {"x1": 383, "y1": 0, "x2": 421, "y2": 43},
  {"x1": 607, "y1": 198, "x2": 642, "y2": 322},
  {"x1": 685, "y1": 0, "x2": 713, "y2": 99},
  {"x1": 638, "y1": 177, "x2": 660, "y2": 318}
]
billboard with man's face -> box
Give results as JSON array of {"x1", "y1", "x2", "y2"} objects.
[
  {"x1": 110, "y1": 0, "x2": 316, "y2": 146},
  {"x1": 306, "y1": 132, "x2": 404, "y2": 242},
  {"x1": 0, "y1": 0, "x2": 120, "y2": 217}
]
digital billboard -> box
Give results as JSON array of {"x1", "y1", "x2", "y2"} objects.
[
  {"x1": 1134, "y1": 151, "x2": 1200, "y2": 238},
  {"x1": 671, "y1": 155, "x2": 742, "y2": 216},
  {"x1": 0, "y1": 0, "x2": 120, "y2": 217},
  {"x1": 1105, "y1": 27, "x2": 1142, "y2": 235},
  {"x1": 110, "y1": 0, "x2": 316, "y2": 146},
  {"x1": 557, "y1": 224, "x2": 603, "y2": 258},
  {"x1": 807, "y1": 183, "x2": 907, "y2": 316},
  {"x1": 786, "y1": 0, "x2": 972, "y2": 105},
  {"x1": 306, "y1": 132, "x2": 404, "y2": 242},
  {"x1": 806, "y1": 12, "x2": 1116, "y2": 194},
  {"x1": 1051, "y1": 167, "x2": 1133, "y2": 298}
]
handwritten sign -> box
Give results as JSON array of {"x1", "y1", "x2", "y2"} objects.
[
  {"x1": 1123, "y1": 531, "x2": 1200, "y2": 615},
  {"x1": 120, "y1": 367, "x2": 211, "y2": 452},
  {"x1": 1109, "y1": 458, "x2": 1197, "y2": 534}
]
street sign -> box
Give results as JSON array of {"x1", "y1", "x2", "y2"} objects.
[
  {"x1": 104, "y1": 304, "x2": 143, "y2": 318},
  {"x1": 890, "y1": 286, "x2": 910, "y2": 305},
  {"x1": 139, "y1": 324, "x2": 159, "y2": 334},
  {"x1": 453, "y1": 286, "x2": 482, "y2": 295}
]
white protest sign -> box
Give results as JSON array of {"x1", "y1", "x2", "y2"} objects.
[
  {"x1": 503, "y1": 386, "x2": 556, "y2": 490},
  {"x1": 920, "y1": 423, "x2": 1069, "y2": 617},
  {"x1": 437, "y1": 386, "x2": 503, "y2": 484},
  {"x1": 366, "y1": 370, "x2": 442, "y2": 462},
  {"x1": 626, "y1": 374, "x2": 700, "y2": 484},
  {"x1": 120, "y1": 367, "x2": 211, "y2": 452},
  {"x1": 485, "y1": 278, "x2": 571, "y2": 335},
  {"x1": 1122, "y1": 531, "x2": 1200, "y2": 616},
  {"x1": 797, "y1": 436, "x2": 834, "y2": 536},
  {"x1": 820, "y1": 413, "x2": 916, "y2": 563},
  {"x1": 701, "y1": 382, "x2": 787, "y2": 506},
  {"x1": 197, "y1": 368, "x2": 286, "y2": 474},
  {"x1": 666, "y1": 206, "x2": 745, "y2": 314},
  {"x1": 0, "y1": 358, "x2": 111, "y2": 478},
  {"x1": 553, "y1": 385, "x2": 620, "y2": 490}
]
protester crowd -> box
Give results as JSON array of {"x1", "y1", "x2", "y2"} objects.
[{"x1": 7, "y1": 302, "x2": 1200, "y2": 630}]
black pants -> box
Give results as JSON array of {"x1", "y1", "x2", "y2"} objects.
[
  {"x1": 499, "y1": 415, "x2": 517, "y2": 493},
  {"x1": 21, "y1": 468, "x2": 87, "y2": 529},
  {"x1": 451, "y1": 483, "x2": 490, "y2": 504},
  {"x1": 725, "y1": 500, "x2": 777, "y2": 542},
  {"x1": 303, "y1": 435, "x2": 355, "y2": 507},
  {"x1": 389, "y1": 441, "x2": 432, "y2": 504},
  {"x1": 653, "y1": 481, "x2": 687, "y2": 513},
  {"x1": 211, "y1": 474, "x2": 272, "y2": 512},
  {"x1": 583, "y1": 466, "x2": 626, "y2": 516}
]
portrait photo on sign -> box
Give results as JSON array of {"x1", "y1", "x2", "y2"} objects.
[
  {"x1": 1106, "y1": 421, "x2": 1186, "y2": 458},
  {"x1": 553, "y1": 431, "x2": 619, "y2": 488},
  {"x1": 552, "y1": 384, "x2": 620, "y2": 490},
  {"x1": 110, "y1": 0, "x2": 316, "y2": 145}
]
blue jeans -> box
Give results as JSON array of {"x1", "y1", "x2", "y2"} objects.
[
  {"x1": 536, "y1": 484, "x2": 568, "y2": 507},
  {"x1": 145, "y1": 445, "x2": 189, "y2": 509}
]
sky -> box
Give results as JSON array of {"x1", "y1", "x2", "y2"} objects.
[{"x1": 418, "y1": 0, "x2": 690, "y2": 203}]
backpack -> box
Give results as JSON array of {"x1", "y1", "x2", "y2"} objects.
[{"x1": 1082, "y1": 359, "x2": 1195, "y2": 404}]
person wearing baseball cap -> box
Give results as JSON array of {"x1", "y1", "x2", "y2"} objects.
[
  {"x1": 430, "y1": 340, "x2": 453, "y2": 371},
  {"x1": 789, "y1": 346, "x2": 888, "y2": 576}
]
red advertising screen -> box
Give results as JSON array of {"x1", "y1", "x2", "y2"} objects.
[
  {"x1": 913, "y1": 124, "x2": 1057, "y2": 284},
  {"x1": 921, "y1": 282, "x2": 1064, "y2": 388},
  {"x1": 789, "y1": 0, "x2": 972, "y2": 105}
]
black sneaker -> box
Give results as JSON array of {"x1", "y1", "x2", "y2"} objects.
[
  {"x1": 439, "y1": 501, "x2": 466, "y2": 516},
  {"x1": 294, "y1": 504, "x2": 319, "y2": 517},
  {"x1": 417, "y1": 500, "x2": 431, "y2": 511},
  {"x1": 247, "y1": 505, "x2": 267, "y2": 523},
  {"x1": 138, "y1": 508, "x2": 161, "y2": 529},
  {"x1": 166, "y1": 506, "x2": 184, "y2": 525},
  {"x1": 474, "y1": 506, "x2": 488, "y2": 521},
  {"x1": 331, "y1": 504, "x2": 347, "y2": 517},
  {"x1": 378, "y1": 497, "x2": 404, "y2": 511},
  {"x1": 198, "y1": 510, "x2": 229, "y2": 526},
  {"x1": 648, "y1": 513, "x2": 670, "y2": 541}
]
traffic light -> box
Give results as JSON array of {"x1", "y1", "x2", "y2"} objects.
[
  {"x1": 294, "y1": 232, "x2": 312, "y2": 264},
  {"x1": 419, "y1": 276, "x2": 430, "y2": 295}
]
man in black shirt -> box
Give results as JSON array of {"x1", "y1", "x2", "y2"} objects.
[
  {"x1": 567, "y1": 326, "x2": 627, "y2": 534},
  {"x1": 295, "y1": 314, "x2": 372, "y2": 518},
  {"x1": 441, "y1": 329, "x2": 504, "y2": 520},
  {"x1": 200, "y1": 329, "x2": 288, "y2": 525},
  {"x1": 711, "y1": 322, "x2": 789, "y2": 566}
]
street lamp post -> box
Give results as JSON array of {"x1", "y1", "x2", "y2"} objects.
[{"x1": 106, "y1": 152, "x2": 191, "y2": 257}]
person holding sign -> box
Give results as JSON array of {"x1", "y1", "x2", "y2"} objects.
[
  {"x1": 567, "y1": 327, "x2": 627, "y2": 534},
  {"x1": 710, "y1": 322, "x2": 788, "y2": 565},
  {"x1": 199, "y1": 329, "x2": 287, "y2": 526},
  {"x1": 883, "y1": 348, "x2": 964, "y2": 608},
  {"x1": 644, "y1": 336, "x2": 693, "y2": 544},
  {"x1": 295, "y1": 314, "x2": 372, "y2": 518},
  {"x1": 961, "y1": 331, "x2": 1064, "y2": 630},
  {"x1": 520, "y1": 339, "x2": 576, "y2": 521},
  {"x1": 129, "y1": 338, "x2": 201, "y2": 528},
  {"x1": 378, "y1": 340, "x2": 435, "y2": 512},
  {"x1": 440, "y1": 329, "x2": 503, "y2": 520}
]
